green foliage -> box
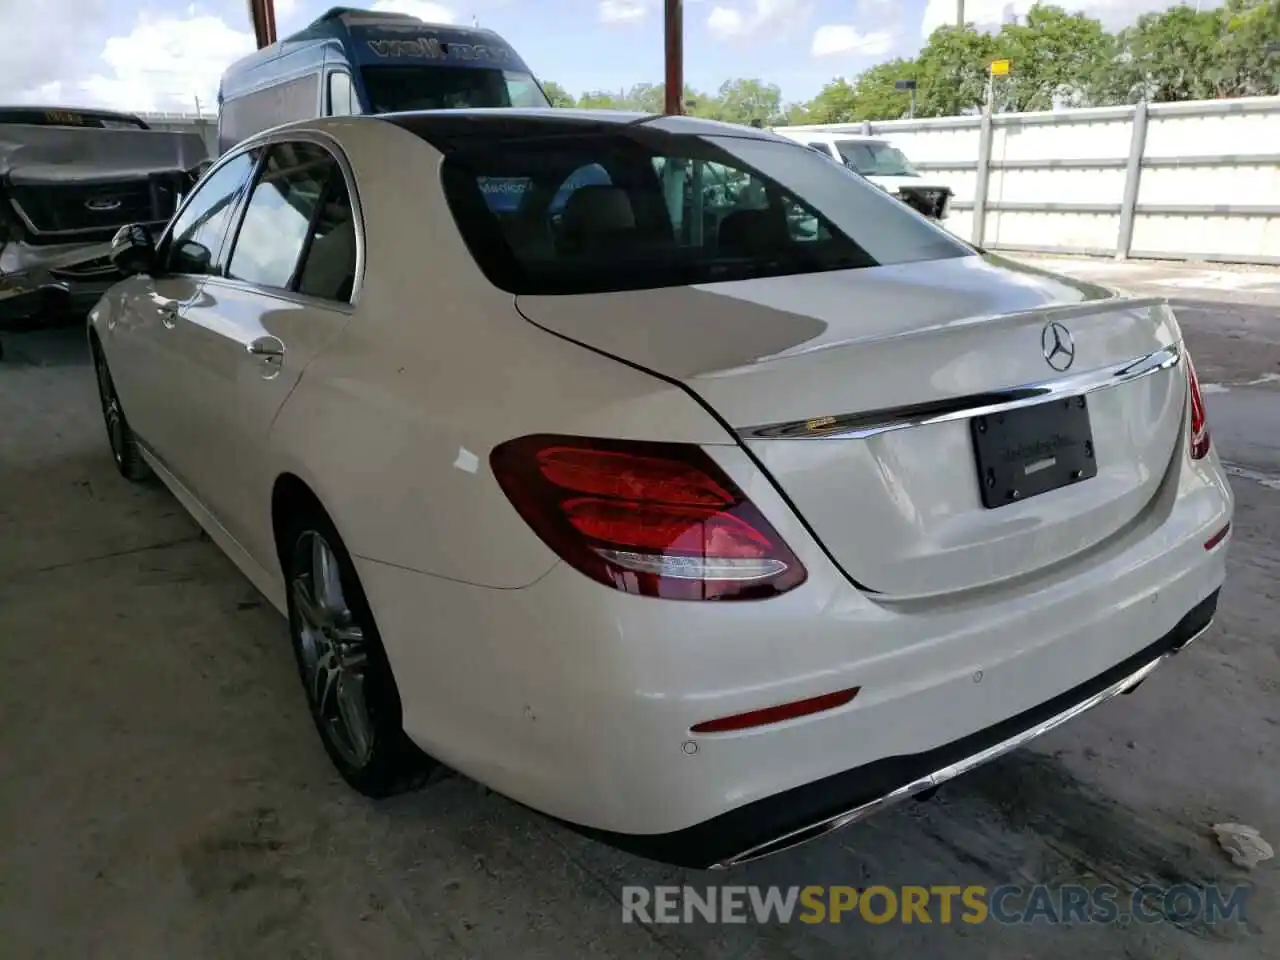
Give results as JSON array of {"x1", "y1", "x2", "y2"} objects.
[
  {"x1": 543, "y1": 2, "x2": 1280, "y2": 124},
  {"x1": 916, "y1": 25, "x2": 996, "y2": 117},
  {"x1": 539, "y1": 81, "x2": 576, "y2": 108}
]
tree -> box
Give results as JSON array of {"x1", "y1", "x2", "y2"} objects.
[
  {"x1": 805, "y1": 77, "x2": 859, "y2": 123},
  {"x1": 1215, "y1": 0, "x2": 1280, "y2": 97},
  {"x1": 915, "y1": 24, "x2": 997, "y2": 117},
  {"x1": 994, "y1": 5, "x2": 1111, "y2": 110},
  {"x1": 540, "y1": 81, "x2": 576, "y2": 108},
  {"x1": 779, "y1": 101, "x2": 813, "y2": 126},
  {"x1": 577, "y1": 90, "x2": 626, "y2": 109},
  {"x1": 709, "y1": 78, "x2": 784, "y2": 126},
  {"x1": 1099, "y1": 5, "x2": 1226, "y2": 102},
  {"x1": 556, "y1": 5, "x2": 1279, "y2": 130},
  {"x1": 849, "y1": 58, "x2": 917, "y2": 120},
  {"x1": 620, "y1": 83, "x2": 666, "y2": 113}
]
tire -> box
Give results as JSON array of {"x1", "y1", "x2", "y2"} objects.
[
  {"x1": 92, "y1": 343, "x2": 152, "y2": 482},
  {"x1": 283, "y1": 508, "x2": 435, "y2": 797}
]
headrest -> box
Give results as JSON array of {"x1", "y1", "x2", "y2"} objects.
[
  {"x1": 717, "y1": 208, "x2": 777, "y2": 257},
  {"x1": 561, "y1": 185, "x2": 636, "y2": 237}
]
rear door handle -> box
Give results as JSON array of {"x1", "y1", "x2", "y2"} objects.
[
  {"x1": 246, "y1": 336, "x2": 285, "y2": 378},
  {"x1": 246, "y1": 336, "x2": 284, "y2": 358}
]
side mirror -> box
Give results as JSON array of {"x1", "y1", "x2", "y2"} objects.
[{"x1": 109, "y1": 223, "x2": 156, "y2": 276}]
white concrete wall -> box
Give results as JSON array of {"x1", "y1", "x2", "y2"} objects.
[
  {"x1": 136, "y1": 112, "x2": 218, "y2": 156},
  {"x1": 787, "y1": 96, "x2": 1280, "y2": 266}
]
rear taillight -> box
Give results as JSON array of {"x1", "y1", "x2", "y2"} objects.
[
  {"x1": 490, "y1": 435, "x2": 807, "y2": 600},
  {"x1": 1186, "y1": 354, "x2": 1211, "y2": 460}
]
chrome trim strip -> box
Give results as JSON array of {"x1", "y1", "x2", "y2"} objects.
[
  {"x1": 709, "y1": 619, "x2": 1210, "y2": 870},
  {"x1": 739, "y1": 343, "x2": 1181, "y2": 441}
]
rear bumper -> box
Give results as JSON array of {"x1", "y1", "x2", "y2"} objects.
[
  {"x1": 354, "y1": 436, "x2": 1232, "y2": 867},
  {"x1": 572, "y1": 589, "x2": 1218, "y2": 869}
]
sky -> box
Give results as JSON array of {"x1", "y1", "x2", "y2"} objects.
[{"x1": 0, "y1": 0, "x2": 1219, "y2": 115}]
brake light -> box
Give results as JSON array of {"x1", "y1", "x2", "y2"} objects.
[
  {"x1": 490, "y1": 435, "x2": 807, "y2": 600},
  {"x1": 1186, "y1": 355, "x2": 1211, "y2": 460}
]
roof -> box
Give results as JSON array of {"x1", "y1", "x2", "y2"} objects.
[
  {"x1": 382, "y1": 108, "x2": 786, "y2": 149},
  {"x1": 220, "y1": 6, "x2": 532, "y2": 100}
]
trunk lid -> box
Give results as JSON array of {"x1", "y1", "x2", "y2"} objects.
[{"x1": 516, "y1": 253, "x2": 1187, "y2": 598}]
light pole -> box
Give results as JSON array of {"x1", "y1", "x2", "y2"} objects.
[
  {"x1": 957, "y1": 0, "x2": 964, "y2": 28},
  {"x1": 895, "y1": 79, "x2": 918, "y2": 119},
  {"x1": 664, "y1": 0, "x2": 684, "y2": 115}
]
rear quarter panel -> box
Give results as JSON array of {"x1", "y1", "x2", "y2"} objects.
[{"x1": 266, "y1": 120, "x2": 735, "y2": 589}]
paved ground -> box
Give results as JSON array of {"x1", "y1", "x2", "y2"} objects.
[{"x1": 2, "y1": 262, "x2": 1278, "y2": 958}]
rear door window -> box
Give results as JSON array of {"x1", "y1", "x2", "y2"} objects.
[{"x1": 227, "y1": 143, "x2": 328, "y2": 289}]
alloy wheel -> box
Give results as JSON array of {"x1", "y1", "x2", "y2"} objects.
[
  {"x1": 94, "y1": 354, "x2": 125, "y2": 465},
  {"x1": 291, "y1": 530, "x2": 376, "y2": 769}
]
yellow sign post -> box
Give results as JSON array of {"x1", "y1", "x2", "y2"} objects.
[{"x1": 986, "y1": 59, "x2": 1011, "y2": 115}]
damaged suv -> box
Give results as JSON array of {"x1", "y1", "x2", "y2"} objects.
[{"x1": 1, "y1": 106, "x2": 208, "y2": 327}]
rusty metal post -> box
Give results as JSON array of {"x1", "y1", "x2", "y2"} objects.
[
  {"x1": 247, "y1": 0, "x2": 278, "y2": 49},
  {"x1": 664, "y1": 0, "x2": 683, "y2": 114}
]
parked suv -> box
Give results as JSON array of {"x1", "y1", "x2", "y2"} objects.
[{"x1": 0, "y1": 106, "x2": 208, "y2": 327}]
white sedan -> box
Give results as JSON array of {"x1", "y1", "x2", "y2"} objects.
[{"x1": 88, "y1": 110, "x2": 1232, "y2": 869}]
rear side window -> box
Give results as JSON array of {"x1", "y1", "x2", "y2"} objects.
[
  {"x1": 226, "y1": 141, "x2": 357, "y2": 301},
  {"x1": 438, "y1": 131, "x2": 969, "y2": 295}
]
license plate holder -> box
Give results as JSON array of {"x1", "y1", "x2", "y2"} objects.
[{"x1": 970, "y1": 396, "x2": 1097, "y2": 509}]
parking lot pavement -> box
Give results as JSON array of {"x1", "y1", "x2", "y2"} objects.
[{"x1": 2, "y1": 316, "x2": 1277, "y2": 959}]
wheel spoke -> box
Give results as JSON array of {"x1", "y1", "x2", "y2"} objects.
[
  {"x1": 334, "y1": 672, "x2": 374, "y2": 765},
  {"x1": 312, "y1": 650, "x2": 339, "y2": 714},
  {"x1": 291, "y1": 576, "x2": 326, "y2": 632},
  {"x1": 312, "y1": 537, "x2": 345, "y2": 613}
]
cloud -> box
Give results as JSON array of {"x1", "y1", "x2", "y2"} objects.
[
  {"x1": 0, "y1": 0, "x2": 114, "y2": 104},
  {"x1": 79, "y1": 14, "x2": 254, "y2": 114},
  {"x1": 919, "y1": 0, "x2": 1220, "y2": 38},
  {"x1": 811, "y1": 25, "x2": 893, "y2": 58},
  {"x1": 600, "y1": 0, "x2": 648, "y2": 22},
  {"x1": 707, "y1": 0, "x2": 810, "y2": 41},
  {"x1": 370, "y1": 0, "x2": 458, "y2": 22},
  {"x1": 708, "y1": 7, "x2": 745, "y2": 37}
]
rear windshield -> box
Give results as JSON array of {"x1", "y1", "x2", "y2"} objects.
[
  {"x1": 361, "y1": 66, "x2": 548, "y2": 112},
  {"x1": 436, "y1": 129, "x2": 971, "y2": 295},
  {"x1": 836, "y1": 140, "x2": 918, "y2": 178}
]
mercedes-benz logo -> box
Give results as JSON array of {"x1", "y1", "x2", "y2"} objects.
[{"x1": 1041, "y1": 321, "x2": 1076, "y2": 372}]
